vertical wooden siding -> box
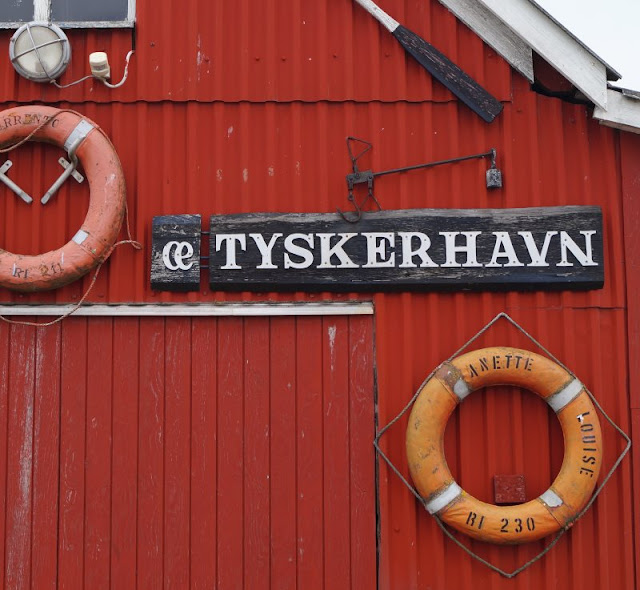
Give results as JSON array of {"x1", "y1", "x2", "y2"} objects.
[{"x1": 0, "y1": 314, "x2": 376, "y2": 589}]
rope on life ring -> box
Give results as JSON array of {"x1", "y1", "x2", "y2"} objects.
[
  {"x1": 406, "y1": 346, "x2": 603, "y2": 544},
  {"x1": 0, "y1": 106, "x2": 127, "y2": 292}
]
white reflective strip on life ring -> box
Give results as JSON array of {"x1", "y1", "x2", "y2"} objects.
[
  {"x1": 539, "y1": 489, "x2": 564, "y2": 508},
  {"x1": 425, "y1": 481, "x2": 462, "y2": 515},
  {"x1": 64, "y1": 119, "x2": 95, "y2": 153},
  {"x1": 547, "y1": 379, "x2": 583, "y2": 413},
  {"x1": 73, "y1": 229, "x2": 89, "y2": 245},
  {"x1": 453, "y1": 378, "x2": 471, "y2": 401}
]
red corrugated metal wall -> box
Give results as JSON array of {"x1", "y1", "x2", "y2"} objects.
[
  {"x1": 621, "y1": 131, "x2": 640, "y2": 590},
  {"x1": 0, "y1": 314, "x2": 376, "y2": 588},
  {"x1": 376, "y1": 304, "x2": 633, "y2": 588},
  {"x1": 0, "y1": 0, "x2": 637, "y2": 588}
]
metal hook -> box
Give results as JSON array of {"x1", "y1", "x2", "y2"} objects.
[
  {"x1": 338, "y1": 137, "x2": 381, "y2": 223},
  {"x1": 339, "y1": 170, "x2": 381, "y2": 223},
  {"x1": 337, "y1": 192, "x2": 363, "y2": 223},
  {"x1": 490, "y1": 148, "x2": 497, "y2": 168}
]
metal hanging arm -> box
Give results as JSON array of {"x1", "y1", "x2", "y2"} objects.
[
  {"x1": 371, "y1": 149, "x2": 496, "y2": 178},
  {"x1": 339, "y1": 137, "x2": 502, "y2": 222}
]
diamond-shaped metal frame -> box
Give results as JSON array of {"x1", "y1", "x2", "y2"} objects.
[{"x1": 373, "y1": 312, "x2": 632, "y2": 578}]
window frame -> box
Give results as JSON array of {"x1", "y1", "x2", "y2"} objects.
[{"x1": 0, "y1": 0, "x2": 135, "y2": 29}]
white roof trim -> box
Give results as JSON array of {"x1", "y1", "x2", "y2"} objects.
[
  {"x1": 437, "y1": 0, "x2": 534, "y2": 82},
  {"x1": 477, "y1": 0, "x2": 608, "y2": 109},
  {"x1": 594, "y1": 90, "x2": 640, "y2": 134},
  {"x1": 436, "y1": 0, "x2": 640, "y2": 133}
]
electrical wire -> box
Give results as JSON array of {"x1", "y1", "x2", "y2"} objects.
[
  {"x1": 50, "y1": 49, "x2": 134, "y2": 90},
  {"x1": 52, "y1": 74, "x2": 93, "y2": 89},
  {"x1": 100, "y1": 50, "x2": 134, "y2": 88}
]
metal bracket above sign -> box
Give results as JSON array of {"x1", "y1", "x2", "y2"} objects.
[{"x1": 340, "y1": 137, "x2": 503, "y2": 223}]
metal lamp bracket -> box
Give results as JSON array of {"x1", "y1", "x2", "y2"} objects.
[{"x1": 340, "y1": 136, "x2": 502, "y2": 223}]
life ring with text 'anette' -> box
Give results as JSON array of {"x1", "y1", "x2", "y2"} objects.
[
  {"x1": 406, "y1": 347, "x2": 602, "y2": 544},
  {"x1": 0, "y1": 106, "x2": 126, "y2": 292}
]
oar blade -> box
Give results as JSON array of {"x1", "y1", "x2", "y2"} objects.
[{"x1": 393, "y1": 25, "x2": 503, "y2": 123}]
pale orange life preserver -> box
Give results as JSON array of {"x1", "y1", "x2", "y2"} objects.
[
  {"x1": 0, "y1": 106, "x2": 126, "y2": 292},
  {"x1": 406, "y1": 347, "x2": 602, "y2": 544}
]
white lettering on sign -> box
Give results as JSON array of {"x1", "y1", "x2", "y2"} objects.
[
  {"x1": 250, "y1": 233, "x2": 283, "y2": 269},
  {"x1": 486, "y1": 232, "x2": 525, "y2": 267},
  {"x1": 398, "y1": 232, "x2": 438, "y2": 268},
  {"x1": 439, "y1": 232, "x2": 483, "y2": 268},
  {"x1": 316, "y1": 233, "x2": 359, "y2": 268},
  {"x1": 209, "y1": 229, "x2": 601, "y2": 270},
  {"x1": 162, "y1": 241, "x2": 195, "y2": 271},
  {"x1": 284, "y1": 233, "x2": 314, "y2": 269},
  {"x1": 557, "y1": 231, "x2": 598, "y2": 267},
  {"x1": 518, "y1": 231, "x2": 557, "y2": 267},
  {"x1": 362, "y1": 232, "x2": 395, "y2": 268},
  {"x1": 215, "y1": 234, "x2": 247, "y2": 269}
]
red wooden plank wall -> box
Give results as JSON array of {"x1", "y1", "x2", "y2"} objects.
[{"x1": 0, "y1": 314, "x2": 376, "y2": 589}]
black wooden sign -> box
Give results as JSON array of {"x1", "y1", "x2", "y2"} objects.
[
  {"x1": 151, "y1": 214, "x2": 202, "y2": 291},
  {"x1": 150, "y1": 207, "x2": 604, "y2": 292},
  {"x1": 207, "y1": 206, "x2": 604, "y2": 291}
]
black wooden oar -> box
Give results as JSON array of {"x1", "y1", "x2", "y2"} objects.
[{"x1": 352, "y1": 0, "x2": 503, "y2": 123}]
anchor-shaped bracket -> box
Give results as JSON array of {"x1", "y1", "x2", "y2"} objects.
[
  {"x1": 0, "y1": 160, "x2": 33, "y2": 204},
  {"x1": 0, "y1": 137, "x2": 84, "y2": 206},
  {"x1": 41, "y1": 137, "x2": 84, "y2": 205}
]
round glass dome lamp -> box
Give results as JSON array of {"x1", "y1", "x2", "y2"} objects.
[{"x1": 9, "y1": 22, "x2": 71, "y2": 82}]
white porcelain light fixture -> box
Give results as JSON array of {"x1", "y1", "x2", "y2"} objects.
[{"x1": 9, "y1": 22, "x2": 71, "y2": 82}]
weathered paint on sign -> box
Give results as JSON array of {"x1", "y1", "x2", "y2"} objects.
[{"x1": 151, "y1": 207, "x2": 604, "y2": 291}]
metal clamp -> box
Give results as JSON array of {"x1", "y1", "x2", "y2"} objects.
[
  {"x1": 342, "y1": 170, "x2": 381, "y2": 223},
  {"x1": 0, "y1": 160, "x2": 33, "y2": 204},
  {"x1": 40, "y1": 137, "x2": 84, "y2": 205},
  {"x1": 339, "y1": 137, "x2": 382, "y2": 223}
]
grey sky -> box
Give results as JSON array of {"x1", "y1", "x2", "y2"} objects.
[{"x1": 536, "y1": 0, "x2": 640, "y2": 91}]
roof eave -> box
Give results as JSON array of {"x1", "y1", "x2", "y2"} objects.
[
  {"x1": 438, "y1": 0, "x2": 640, "y2": 134},
  {"x1": 594, "y1": 89, "x2": 640, "y2": 133}
]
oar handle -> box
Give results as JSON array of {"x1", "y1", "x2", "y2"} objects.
[{"x1": 352, "y1": 0, "x2": 399, "y2": 32}]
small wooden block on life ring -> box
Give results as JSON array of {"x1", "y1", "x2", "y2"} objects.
[{"x1": 493, "y1": 474, "x2": 526, "y2": 505}]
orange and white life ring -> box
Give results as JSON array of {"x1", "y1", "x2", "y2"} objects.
[
  {"x1": 0, "y1": 106, "x2": 126, "y2": 292},
  {"x1": 406, "y1": 347, "x2": 602, "y2": 544}
]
